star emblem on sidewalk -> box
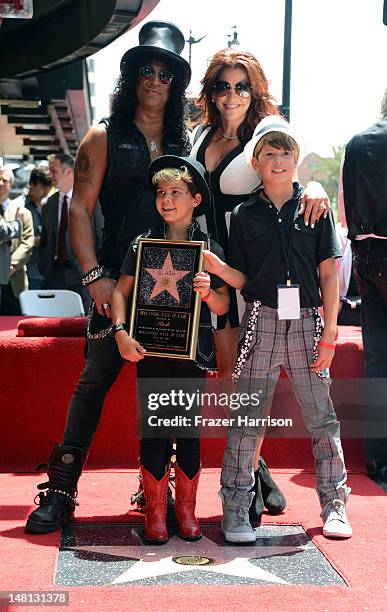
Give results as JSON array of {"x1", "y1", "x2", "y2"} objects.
[
  {"x1": 145, "y1": 251, "x2": 190, "y2": 302},
  {"x1": 66, "y1": 528, "x2": 314, "y2": 585}
]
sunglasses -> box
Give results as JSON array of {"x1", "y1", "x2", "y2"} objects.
[
  {"x1": 213, "y1": 80, "x2": 251, "y2": 98},
  {"x1": 139, "y1": 65, "x2": 174, "y2": 85}
]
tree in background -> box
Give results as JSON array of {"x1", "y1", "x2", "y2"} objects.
[{"x1": 298, "y1": 145, "x2": 345, "y2": 220}]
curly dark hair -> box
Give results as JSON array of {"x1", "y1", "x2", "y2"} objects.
[
  {"x1": 197, "y1": 48, "x2": 280, "y2": 144},
  {"x1": 109, "y1": 55, "x2": 190, "y2": 152}
]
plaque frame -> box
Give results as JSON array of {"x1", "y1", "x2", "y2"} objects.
[{"x1": 129, "y1": 238, "x2": 205, "y2": 360}]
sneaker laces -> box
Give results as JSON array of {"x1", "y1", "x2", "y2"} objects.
[
  {"x1": 233, "y1": 507, "x2": 250, "y2": 528},
  {"x1": 322, "y1": 499, "x2": 346, "y2": 523}
]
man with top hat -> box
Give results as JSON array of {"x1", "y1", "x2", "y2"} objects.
[{"x1": 25, "y1": 21, "x2": 192, "y2": 534}]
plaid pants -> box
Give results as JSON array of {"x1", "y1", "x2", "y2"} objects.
[{"x1": 221, "y1": 304, "x2": 350, "y2": 509}]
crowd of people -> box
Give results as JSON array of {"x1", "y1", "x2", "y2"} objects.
[
  {"x1": 0, "y1": 155, "x2": 102, "y2": 314},
  {"x1": 1, "y1": 20, "x2": 382, "y2": 543}
]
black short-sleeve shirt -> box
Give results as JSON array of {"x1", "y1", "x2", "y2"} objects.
[
  {"x1": 120, "y1": 221, "x2": 226, "y2": 370},
  {"x1": 229, "y1": 184, "x2": 341, "y2": 308}
]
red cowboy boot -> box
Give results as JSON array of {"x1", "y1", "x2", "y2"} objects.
[
  {"x1": 174, "y1": 463, "x2": 202, "y2": 541},
  {"x1": 141, "y1": 465, "x2": 170, "y2": 544}
]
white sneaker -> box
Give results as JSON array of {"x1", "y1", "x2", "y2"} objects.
[{"x1": 321, "y1": 499, "x2": 352, "y2": 539}]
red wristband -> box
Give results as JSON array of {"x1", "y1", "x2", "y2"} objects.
[
  {"x1": 201, "y1": 289, "x2": 211, "y2": 302},
  {"x1": 318, "y1": 340, "x2": 336, "y2": 351}
]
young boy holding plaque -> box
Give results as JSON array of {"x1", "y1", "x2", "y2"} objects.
[
  {"x1": 111, "y1": 155, "x2": 229, "y2": 544},
  {"x1": 203, "y1": 116, "x2": 352, "y2": 543}
]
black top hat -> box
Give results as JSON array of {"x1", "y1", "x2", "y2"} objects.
[
  {"x1": 148, "y1": 155, "x2": 212, "y2": 217},
  {"x1": 120, "y1": 21, "x2": 191, "y2": 86}
]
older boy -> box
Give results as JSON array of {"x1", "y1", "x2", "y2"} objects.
[{"x1": 204, "y1": 116, "x2": 352, "y2": 543}]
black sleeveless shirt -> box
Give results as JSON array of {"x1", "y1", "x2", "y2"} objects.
[
  {"x1": 99, "y1": 121, "x2": 188, "y2": 271},
  {"x1": 86, "y1": 121, "x2": 188, "y2": 338}
]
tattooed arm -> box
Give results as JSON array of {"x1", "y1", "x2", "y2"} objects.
[{"x1": 69, "y1": 125, "x2": 115, "y2": 315}]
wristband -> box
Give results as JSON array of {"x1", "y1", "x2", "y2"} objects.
[
  {"x1": 112, "y1": 323, "x2": 128, "y2": 334},
  {"x1": 201, "y1": 289, "x2": 211, "y2": 302},
  {"x1": 318, "y1": 340, "x2": 336, "y2": 351},
  {"x1": 82, "y1": 265, "x2": 104, "y2": 286}
]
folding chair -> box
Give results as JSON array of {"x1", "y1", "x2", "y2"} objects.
[{"x1": 19, "y1": 289, "x2": 85, "y2": 317}]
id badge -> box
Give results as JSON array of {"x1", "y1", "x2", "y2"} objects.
[{"x1": 277, "y1": 284, "x2": 300, "y2": 320}]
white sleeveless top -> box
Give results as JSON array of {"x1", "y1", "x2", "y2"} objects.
[{"x1": 189, "y1": 125, "x2": 260, "y2": 195}]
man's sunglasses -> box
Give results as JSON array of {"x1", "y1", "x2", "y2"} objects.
[
  {"x1": 213, "y1": 80, "x2": 251, "y2": 98},
  {"x1": 139, "y1": 65, "x2": 174, "y2": 85}
]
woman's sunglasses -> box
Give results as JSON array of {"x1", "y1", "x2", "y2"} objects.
[
  {"x1": 139, "y1": 65, "x2": 174, "y2": 85},
  {"x1": 213, "y1": 80, "x2": 251, "y2": 98}
]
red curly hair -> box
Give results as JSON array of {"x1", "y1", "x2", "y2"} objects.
[{"x1": 197, "y1": 48, "x2": 279, "y2": 144}]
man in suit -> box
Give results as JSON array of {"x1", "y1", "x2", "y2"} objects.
[
  {"x1": 39, "y1": 154, "x2": 90, "y2": 310},
  {"x1": 0, "y1": 204, "x2": 23, "y2": 304},
  {"x1": 0, "y1": 166, "x2": 34, "y2": 315}
]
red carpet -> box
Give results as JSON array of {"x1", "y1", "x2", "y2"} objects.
[
  {"x1": 1, "y1": 317, "x2": 365, "y2": 471},
  {"x1": 0, "y1": 317, "x2": 385, "y2": 610},
  {"x1": 1, "y1": 470, "x2": 386, "y2": 611}
]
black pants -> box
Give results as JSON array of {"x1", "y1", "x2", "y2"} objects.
[
  {"x1": 0, "y1": 282, "x2": 21, "y2": 315},
  {"x1": 63, "y1": 338, "x2": 207, "y2": 479},
  {"x1": 353, "y1": 239, "x2": 387, "y2": 461},
  {"x1": 63, "y1": 336, "x2": 125, "y2": 449},
  {"x1": 137, "y1": 357, "x2": 206, "y2": 480}
]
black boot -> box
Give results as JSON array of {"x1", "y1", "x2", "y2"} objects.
[
  {"x1": 258, "y1": 456, "x2": 286, "y2": 514},
  {"x1": 25, "y1": 444, "x2": 88, "y2": 534},
  {"x1": 249, "y1": 469, "x2": 264, "y2": 526}
]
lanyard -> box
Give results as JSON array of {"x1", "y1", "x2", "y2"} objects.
[{"x1": 273, "y1": 198, "x2": 301, "y2": 286}]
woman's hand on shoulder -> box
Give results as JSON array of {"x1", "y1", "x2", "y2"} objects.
[{"x1": 299, "y1": 181, "x2": 330, "y2": 228}]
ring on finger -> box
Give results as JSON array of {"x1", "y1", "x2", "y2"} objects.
[{"x1": 318, "y1": 203, "x2": 326, "y2": 210}]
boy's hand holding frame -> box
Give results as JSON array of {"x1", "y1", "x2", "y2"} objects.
[
  {"x1": 193, "y1": 270, "x2": 211, "y2": 300},
  {"x1": 115, "y1": 331, "x2": 146, "y2": 362}
]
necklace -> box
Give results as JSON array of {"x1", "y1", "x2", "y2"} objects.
[
  {"x1": 145, "y1": 136, "x2": 158, "y2": 153},
  {"x1": 144, "y1": 133, "x2": 159, "y2": 155},
  {"x1": 135, "y1": 123, "x2": 162, "y2": 156},
  {"x1": 219, "y1": 127, "x2": 239, "y2": 141}
]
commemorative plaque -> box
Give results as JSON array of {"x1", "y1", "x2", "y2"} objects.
[{"x1": 129, "y1": 238, "x2": 205, "y2": 359}]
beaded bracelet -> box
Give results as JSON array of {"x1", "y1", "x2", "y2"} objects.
[{"x1": 81, "y1": 265, "x2": 105, "y2": 287}]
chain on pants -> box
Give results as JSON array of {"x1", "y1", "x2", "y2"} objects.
[
  {"x1": 221, "y1": 305, "x2": 350, "y2": 508},
  {"x1": 63, "y1": 336, "x2": 125, "y2": 449}
]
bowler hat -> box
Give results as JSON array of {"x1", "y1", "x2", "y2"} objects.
[
  {"x1": 148, "y1": 155, "x2": 211, "y2": 217},
  {"x1": 120, "y1": 21, "x2": 191, "y2": 86}
]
